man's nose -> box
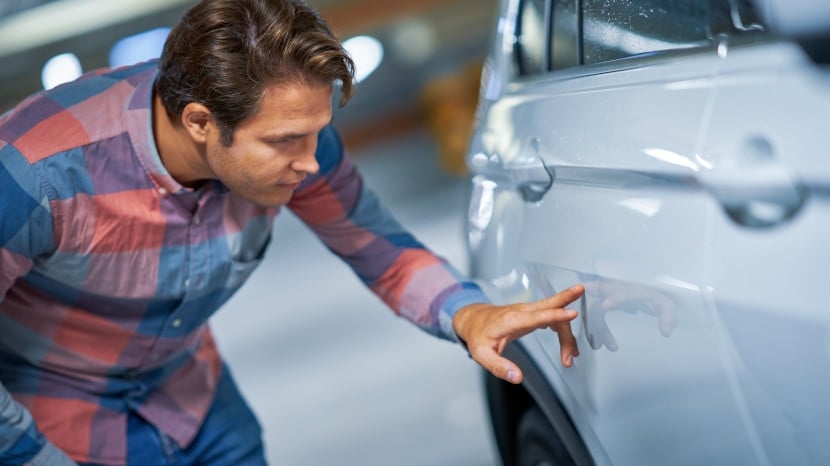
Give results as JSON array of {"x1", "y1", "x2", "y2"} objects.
[{"x1": 291, "y1": 144, "x2": 319, "y2": 174}]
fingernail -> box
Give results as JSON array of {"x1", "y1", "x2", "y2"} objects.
[
  {"x1": 566, "y1": 355, "x2": 573, "y2": 366},
  {"x1": 507, "y1": 370, "x2": 520, "y2": 383}
]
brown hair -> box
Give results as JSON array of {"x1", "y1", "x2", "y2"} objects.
[{"x1": 155, "y1": 0, "x2": 355, "y2": 145}]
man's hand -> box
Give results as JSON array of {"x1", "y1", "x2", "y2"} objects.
[{"x1": 452, "y1": 284, "x2": 584, "y2": 385}]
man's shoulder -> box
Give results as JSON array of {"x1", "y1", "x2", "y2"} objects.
[{"x1": 0, "y1": 60, "x2": 158, "y2": 166}]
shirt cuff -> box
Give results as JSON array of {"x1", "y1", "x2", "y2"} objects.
[{"x1": 438, "y1": 283, "x2": 491, "y2": 345}]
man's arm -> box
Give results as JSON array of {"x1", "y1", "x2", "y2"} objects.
[
  {"x1": 0, "y1": 141, "x2": 76, "y2": 465},
  {"x1": 288, "y1": 126, "x2": 489, "y2": 340}
]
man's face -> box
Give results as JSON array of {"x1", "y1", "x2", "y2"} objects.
[{"x1": 205, "y1": 81, "x2": 333, "y2": 207}]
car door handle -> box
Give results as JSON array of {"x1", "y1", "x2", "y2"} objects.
[
  {"x1": 702, "y1": 137, "x2": 808, "y2": 228},
  {"x1": 469, "y1": 142, "x2": 553, "y2": 202},
  {"x1": 469, "y1": 152, "x2": 553, "y2": 202},
  {"x1": 506, "y1": 156, "x2": 553, "y2": 202}
]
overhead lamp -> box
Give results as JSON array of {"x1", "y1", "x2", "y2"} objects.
[
  {"x1": 41, "y1": 52, "x2": 82, "y2": 90},
  {"x1": 109, "y1": 27, "x2": 171, "y2": 68},
  {"x1": 342, "y1": 35, "x2": 384, "y2": 83}
]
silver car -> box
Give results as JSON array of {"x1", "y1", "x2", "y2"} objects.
[{"x1": 465, "y1": 1, "x2": 830, "y2": 465}]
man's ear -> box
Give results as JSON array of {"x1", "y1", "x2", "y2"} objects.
[{"x1": 181, "y1": 102, "x2": 214, "y2": 144}]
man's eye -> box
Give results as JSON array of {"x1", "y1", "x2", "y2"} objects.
[
  {"x1": 266, "y1": 134, "x2": 311, "y2": 147},
  {"x1": 270, "y1": 138, "x2": 296, "y2": 146}
]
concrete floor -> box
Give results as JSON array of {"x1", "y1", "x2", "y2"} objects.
[{"x1": 210, "y1": 130, "x2": 500, "y2": 466}]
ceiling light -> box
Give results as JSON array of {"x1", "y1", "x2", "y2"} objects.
[
  {"x1": 41, "y1": 52, "x2": 82, "y2": 90},
  {"x1": 109, "y1": 27, "x2": 170, "y2": 68},
  {"x1": 342, "y1": 35, "x2": 384, "y2": 84}
]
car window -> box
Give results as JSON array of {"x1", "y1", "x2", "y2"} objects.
[
  {"x1": 511, "y1": 0, "x2": 767, "y2": 79},
  {"x1": 550, "y1": 0, "x2": 579, "y2": 70},
  {"x1": 516, "y1": 0, "x2": 548, "y2": 75},
  {"x1": 581, "y1": 0, "x2": 711, "y2": 65}
]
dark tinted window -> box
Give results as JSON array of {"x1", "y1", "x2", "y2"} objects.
[
  {"x1": 582, "y1": 0, "x2": 711, "y2": 65},
  {"x1": 550, "y1": 0, "x2": 579, "y2": 70},
  {"x1": 516, "y1": 0, "x2": 548, "y2": 75}
]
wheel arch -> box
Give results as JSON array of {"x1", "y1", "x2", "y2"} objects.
[{"x1": 484, "y1": 341, "x2": 596, "y2": 466}]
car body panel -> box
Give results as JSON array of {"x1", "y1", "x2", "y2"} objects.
[
  {"x1": 470, "y1": 51, "x2": 761, "y2": 466},
  {"x1": 700, "y1": 39, "x2": 830, "y2": 466},
  {"x1": 468, "y1": 1, "x2": 830, "y2": 465}
]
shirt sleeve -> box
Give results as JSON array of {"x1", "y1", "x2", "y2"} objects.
[
  {"x1": 0, "y1": 140, "x2": 56, "y2": 300},
  {"x1": 0, "y1": 383, "x2": 77, "y2": 466},
  {"x1": 0, "y1": 143, "x2": 72, "y2": 465},
  {"x1": 287, "y1": 126, "x2": 490, "y2": 341}
]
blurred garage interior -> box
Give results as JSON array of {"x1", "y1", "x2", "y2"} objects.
[{"x1": 0, "y1": 0, "x2": 501, "y2": 465}]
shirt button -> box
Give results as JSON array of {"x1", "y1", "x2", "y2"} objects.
[
  {"x1": 171, "y1": 318, "x2": 182, "y2": 328},
  {"x1": 158, "y1": 187, "x2": 168, "y2": 196},
  {"x1": 184, "y1": 278, "x2": 191, "y2": 288},
  {"x1": 193, "y1": 215, "x2": 201, "y2": 225}
]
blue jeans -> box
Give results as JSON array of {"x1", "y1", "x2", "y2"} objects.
[{"x1": 80, "y1": 364, "x2": 266, "y2": 466}]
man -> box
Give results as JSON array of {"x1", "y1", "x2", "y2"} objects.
[{"x1": 0, "y1": 0, "x2": 584, "y2": 464}]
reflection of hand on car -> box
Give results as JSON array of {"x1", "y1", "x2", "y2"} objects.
[
  {"x1": 582, "y1": 279, "x2": 677, "y2": 352},
  {"x1": 453, "y1": 285, "x2": 585, "y2": 385}
]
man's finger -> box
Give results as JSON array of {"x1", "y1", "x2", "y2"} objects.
[
  {"x1": 553, "y1": 321, "x2": 579, "y2": 367},
  {"x1": 502, "y1": 307, "x2": 579, "y2": 340},
  {"x1": 471, "y1": 344, "x2": 524, "y2": 384},
  {"x1": 529, "y1": 284, "x2": 585, "y2": 311}
]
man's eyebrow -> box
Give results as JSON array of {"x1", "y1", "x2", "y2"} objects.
[{"x1": 263, "y1": 120, "x2": 332, "y2": 141}]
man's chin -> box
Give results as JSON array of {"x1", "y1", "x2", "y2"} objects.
[{"x1": 241, "y1": 191, "x2": 294, "y2": 209}]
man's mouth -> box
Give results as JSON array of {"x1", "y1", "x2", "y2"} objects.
[{"x1": 279, "y1": 180, "x2": 303, "y2": 190}]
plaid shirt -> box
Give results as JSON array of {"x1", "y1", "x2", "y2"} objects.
[{"x1": 0, "y1": 60, "x2": 487, "y2": 465}]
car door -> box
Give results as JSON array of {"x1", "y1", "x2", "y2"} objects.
[
  {"x1": 696, "y1": 25, "x2": 830, "y2": 466},
  {"x1": 468, "y1": 1, "x2": 764, "y2": 465}
]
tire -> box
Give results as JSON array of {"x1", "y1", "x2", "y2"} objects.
[{"x1": 516, "y1": 406, "x2": 576, "y2": 466}]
